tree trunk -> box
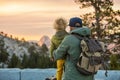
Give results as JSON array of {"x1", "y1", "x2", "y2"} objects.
[{"x1": 94, "y1": 1, "x2": 102, "y2": 39}]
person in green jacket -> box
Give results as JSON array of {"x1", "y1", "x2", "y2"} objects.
[
  {"x1": 53, "y1": 17, "x2": 94, "y2": 80},
  {"x1": 50, "y1": 17, "x2": 68, "y2": 80}
]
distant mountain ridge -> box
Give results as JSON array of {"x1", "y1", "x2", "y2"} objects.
[
  {"x1": 38, "y1": 35, "x2": 50, "y2": 48},
  {"x1": 0, "y1": 32, "x2": 51, "y2": 68}
]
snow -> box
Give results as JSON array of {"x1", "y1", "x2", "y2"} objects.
[
  {"x1": 0, "y1": 68, "x2": 20, "y2": 80},
  {"x1": 94, "y1": 70, "x2": 120, "y2": 80},
  {"x1": 0, "y1": 68, "x2": 56, "y2": 80},
  {"x1": 4, "y1": 37, "x2": 30, "y2": 59},
  {"x1": 0, "y1": 69, "x2": 120, "y2": 80},
  {"x1": 38, "y1": 35, "x2": 50, "y2": 48},
  {"x1": 21, "y1": 68, "x2": 56, "y2": 80}
]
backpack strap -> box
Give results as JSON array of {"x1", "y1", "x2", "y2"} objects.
[
  {"x1": 66, "y1": 33, "x2": 83, "y2": 62},
  {"x1": 70, "y1": 32, "x2": 84, "y2": 40}
]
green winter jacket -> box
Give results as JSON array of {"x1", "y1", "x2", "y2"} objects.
[
  {"x1": 50, "y1": 30, "x2": 68, "y2": 58},
  {"x1": 54, "y1": 27, "x2": 94, "y2": 80}
]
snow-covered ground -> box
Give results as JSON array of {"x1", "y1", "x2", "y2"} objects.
[
  {"x1": 0, "y1": 68, "x2": 120, "y2": 80},
  {"x1": 0, "y1": 68, "x2": 56, "y2": 80}
]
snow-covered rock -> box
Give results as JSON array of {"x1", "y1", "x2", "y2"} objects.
[
  {"x1": 0, "y1": 34, "x2": 43, "y2": 68},
  {"x1": 38, "y1": 35, "x2": 50, "y2": 48},
  {"x1": 3, "y1": 37, "x2": 30, "y2": 59}
]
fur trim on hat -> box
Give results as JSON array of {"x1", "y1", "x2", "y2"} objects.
[{"x1": 53, "y1": 18, "x2": 67, "y2": 30}]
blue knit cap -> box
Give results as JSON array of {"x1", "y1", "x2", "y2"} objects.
[{"x1": 69, "y1": 17, "x2": 82, "y2": 27}]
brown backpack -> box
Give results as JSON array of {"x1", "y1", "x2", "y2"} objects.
[{"x1": 72, "y1": 33, "x2": 107, "y2": 76}]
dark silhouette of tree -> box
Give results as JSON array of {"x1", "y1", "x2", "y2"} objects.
[
  {"x1": 27, "y1": 53, "x2": 38, "y2": 68},
  {"x1": 0, "y1": 31, "x2": 4, "y2": 35},
  {"x1": 27, "y1": 45, "x2": 40, "y2": 68},
  {"x1": 41, "y1": 43, "x2": 48, "y2": 54},
  {"x1": 27, "y1": 44, "x2": 55, "y2": 68},
  {"x1": 21, "y1": 54, "x2": 29, "y2": 68},
  {"x1": 37, "y1": 55, "x2": 56, "y2": 68},
  {"x1": 0, "y1": 37, "x2": 9, "y2": 63},
  {"x1": 74, "y1": 0, "x2": 120, "y2": 39},
  {"x1": 10, "y1": 35, "x2": 13, "y2": 38},
  {"x1": 4, "y1": 34, "x2": 8, "y2": 37},
  {"x1": 8, "y1": 54, "x2": 21, "y2": 68},
  {"x1": 21, "y1": 38, "x2": 26, "y2": 42},
  {"x1": 110, "y1": 54, "x2": 120, "y2": 70}
]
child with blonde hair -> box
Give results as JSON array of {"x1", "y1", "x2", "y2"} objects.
[{"x1": 50, "y1": 17, "x2": 68, "y2": 80}]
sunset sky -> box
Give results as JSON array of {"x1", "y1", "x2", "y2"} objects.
[{"x1": 0, "y1": 0, "x2": 120, "y2": 41}]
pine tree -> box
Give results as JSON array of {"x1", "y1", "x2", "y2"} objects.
[
  {"x1": 21, "y1": 54, "x2": 29, "y2": 68},
  {"x1": 21, "y1": 38, "x2": 26, "y2": 43},
  {"x1": 27, "y1": 44, "x2": 55, "y2": 68},
  {"x1": 27, "y1": 45, "x2": 39, "y2": 68},
  {"x1": 110, "y1": 54, "x2": 120, "y2": 70},
  {"x1": 8, "y1": 54, "x2": 21, "y2": 68},
  {"x1": 74, "y1": 0, "x2": 120, "y2": 39},
  {"x1": 0, "y1": 37, "x2": 9, "y2": 63},
  {"x1": 41, "y1": 43, "x2": 48, "y2": 54}
]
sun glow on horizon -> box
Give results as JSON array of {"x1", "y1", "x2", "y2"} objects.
[
  {"x1": 0, "y1": 3, "x2": 49, "y2": 15},
  {"x1": 8, "y1": 34, "x2": 53, "y2": 41},
  {"x1": 0, "y1": 0, "x2": 82, "y2": 16},
  {"x1": 0, "y1": 0, "x2": 119, "y2": 41},
  {"x1": 0, "y1": 3, "x2": 25, "y2": 14}
]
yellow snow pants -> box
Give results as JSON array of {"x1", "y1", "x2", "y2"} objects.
[{"x1": 56, "y1": 59, "x2": 65, "y2": 80}]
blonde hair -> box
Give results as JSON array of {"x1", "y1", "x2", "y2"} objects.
[{"x1": 53, "y1": 17, "x2": 67, "y2": 30}]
